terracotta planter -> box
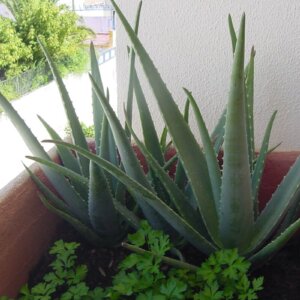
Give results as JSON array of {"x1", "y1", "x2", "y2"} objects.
[
  {"x1": 0, "y1": 149, "x2": 299, "y2": 297},
  {"x1": 0, "y1": 149, "x2": 62, "y2": 298},
  {"x1": 258, "y1": 152, "x2": 300, "y2": 210}
]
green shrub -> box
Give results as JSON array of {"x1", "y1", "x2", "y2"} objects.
[
  {"x1": 0, "y1": 16, "x2": 32, "y2": 78},
  {"x1": 0, "y1": 83, "x2": 20, "y2": 101},
  {"x1": 0, "y1": 0, "x2": 91, "y2": 78},
  {"x1": 57, "y1": 47, "x2": 90, "y2": 77},
  {"x1": 65, "y1": 122, "x2": 95, "y2": 138}
]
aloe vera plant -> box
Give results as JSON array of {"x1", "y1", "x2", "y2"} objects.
[
  {"x1": 40, "y1": 1, "x2": 300, "y2": 265},
  {"x1": 0, "y1": 2, "x2": 180, "y2": 247},
  {"x1": 0, "y1": 1, "x2": 299, "y2": 266},
  {"x1": 0, "y1": 41, "x2": 131, "y2": 247}
]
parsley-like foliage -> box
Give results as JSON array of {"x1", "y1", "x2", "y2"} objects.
[
  {"x1": 1, "y1": 222, "x2": 263, "y2": 299},
  {"x1": 17, "y1": 240, "x2": 104, "y2": 300},
  {"x1": 108, "y1": 221, "x2": 264, "y2": 299}
]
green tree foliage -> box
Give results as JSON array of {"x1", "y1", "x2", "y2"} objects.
[
  {"x1": 0, "y1": 0, "x2": 91, "y2": 78},
  {"x1": 0, "y1": 16, "x2": 32, "y2": 78}
]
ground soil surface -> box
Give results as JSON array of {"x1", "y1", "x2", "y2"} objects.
[{"x1": 29, "y1": 222, "x2": 300, "y2": 299}]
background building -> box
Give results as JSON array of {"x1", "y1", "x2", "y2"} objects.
[
  {"x1": 78, "y1": 4, "x2": 115, "y2": 34},
  {"x1": 58, "y1": 0, "x2": 115, "y2": 46}
]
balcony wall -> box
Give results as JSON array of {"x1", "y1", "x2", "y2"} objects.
[{"x1": 116, "y1": 0, "x2": 300, "y2": 150}]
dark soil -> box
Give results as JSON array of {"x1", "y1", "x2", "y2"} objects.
[
  {"x1": 29, "y1": 222, "x2": 129, "y2": 290},
  {"x1": 28, "y1": 222, "x2": 300, "y2": 299},
  {"x1": 252, "y1": 236, "x2": 300, "y2": 300}
]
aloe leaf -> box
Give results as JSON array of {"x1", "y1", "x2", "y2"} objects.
[
  {"x1": 44, "y1": 139, "x2": 217, "y2": 254},
  {"x1": 89, "y1": 75, "x2": 171, "y2": 230},
  {"x1": 251, "y1": 111, "x2": 277, "y2": 217},
  {"x1": 100, "y1": 88, "x2": 119, "y2": 184},
  {"x1": 164, "y1": 154, "x2": 178, "y2": 171},
  {"x1": 183, "y1": 98, "x2": 190, "y2": 123},
  {"x1": 268, "y1": 142, "x2": 282, "y2": 154},
  {"x1": 38, "y1": 39, "x2": 90, "y2": 177},
  {"x1": 211, "y1": 108, "x2": 226, "y2": 154},
  {"x1": 100, "y1": 107, "x2": 116, "y2": 190},
  {"x1": 252, "y1": 143, "x2": 282, "y2": 165},
  {"x1": 247, "y1": 156, "x2": 300, "y2": 253},
  {"x1": 38, "y1": 115, "x2": 81, "y2": 174},
  {"x1": 125, "y1": 0, "x2": 143, "y2": 137},
  {"x1": 174, "y1": 157, "x2": 187, "y2": 191},
  {"x1": 276, "y1": 188, "x2": 300, "y2": 235},
  {"x1": 165, "y1": 140, "x2": 173, "y2": 151},
  {"x1": 228, "y1": 14, "x2": 237, "y2": 53},
  {"x1": 0, "y1": 92, "x2": 88, "y2": 222},
  {"x1": 184, "y1": 88, "x2": 222, "y2": 211},
  {"x1": 113, "y1": 198, "x2": 141, "y2": 230},
  {"x1": 184, "y1": 183, "x2": 199, "y2": 210},
  {"x1": 115, "y1": 179, "x2": 127, "y2": 205},
  {"x1": 90, "y1": 42, "x2": 104, "y2": 155},
  {"x1": 229, "y1": 13, "x2": 256, "y2": 170},
  {"x1": 88, "y1": 161, "x2": 121, "y2": 236},
  {"x1": 38, "y1": 193, "x2": 104, "y2": 246},
  {"x1": 26, "y1": 156, "x2": 89, "y2": 200},
  {"x1": 26, "y1": 156, "x2": 89, "y2": 188},
  {"x1": 160, "y1": 126, "x2": 168, "y2": 152},
  {"x1": 249, "y1": 218, "x2": 300, "y2": 265},
  {"x1": 133, "y1": 67, "x2": 164, "y2": 165},
  {"x1": 220, "y1": 15, "x2": 254, "y2": 248},
  {"x1": 174, "y1": 99, "x2": 190, "y2": 189},
  {"x1": 90, "y1": 78, "x2": 146, "y2": 183},
  {"x1": 124, "y1": 108, "x2": 209, "y2": 237},
  {"x1": 106, "y1": 93, "x2": 119, "y2": 169},
  {"x1": 24, "y1": 164, "x2": 74, "y2": 215},
  {"x1": 97, "y1": 113, "x2": 110, "y2": 161},
  {"x1": 111, "y1": 0, "x2": 220, "y2": 243},
  {"x1": 245, "y1": 47, "x2": 256, "y2": 171},
  {"x1": 0, "y1": 92, "x2": 47, "y2": 159}
]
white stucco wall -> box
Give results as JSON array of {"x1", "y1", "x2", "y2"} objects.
[{"x1": 116, "y1": 0, "x2": 300, "y2": 150}]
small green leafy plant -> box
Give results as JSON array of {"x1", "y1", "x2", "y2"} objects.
[
  {"x1": 108, "y1": 221, "x2": 263, "y2": 300},
  {"x1": 0, "y1": 223, "x2": 263, "y2": 300},
  {"x1": 14, "y1": 240, "x2": 104, "y2": 300}
]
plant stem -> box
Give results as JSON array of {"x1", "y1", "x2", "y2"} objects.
[{"x1": 122, "y1": 242, "x2": 198, "y2": 271}]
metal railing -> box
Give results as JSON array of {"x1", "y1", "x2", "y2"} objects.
[
  {"x1": 0, "y1": 63, "x2": 52, "y2": 101},
  {"x1": 0, "y1": 47, "x2": 116, "y2": 101},
  {"x1": 99, "y1": 47, "x2": 116, "y2": 65}
]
